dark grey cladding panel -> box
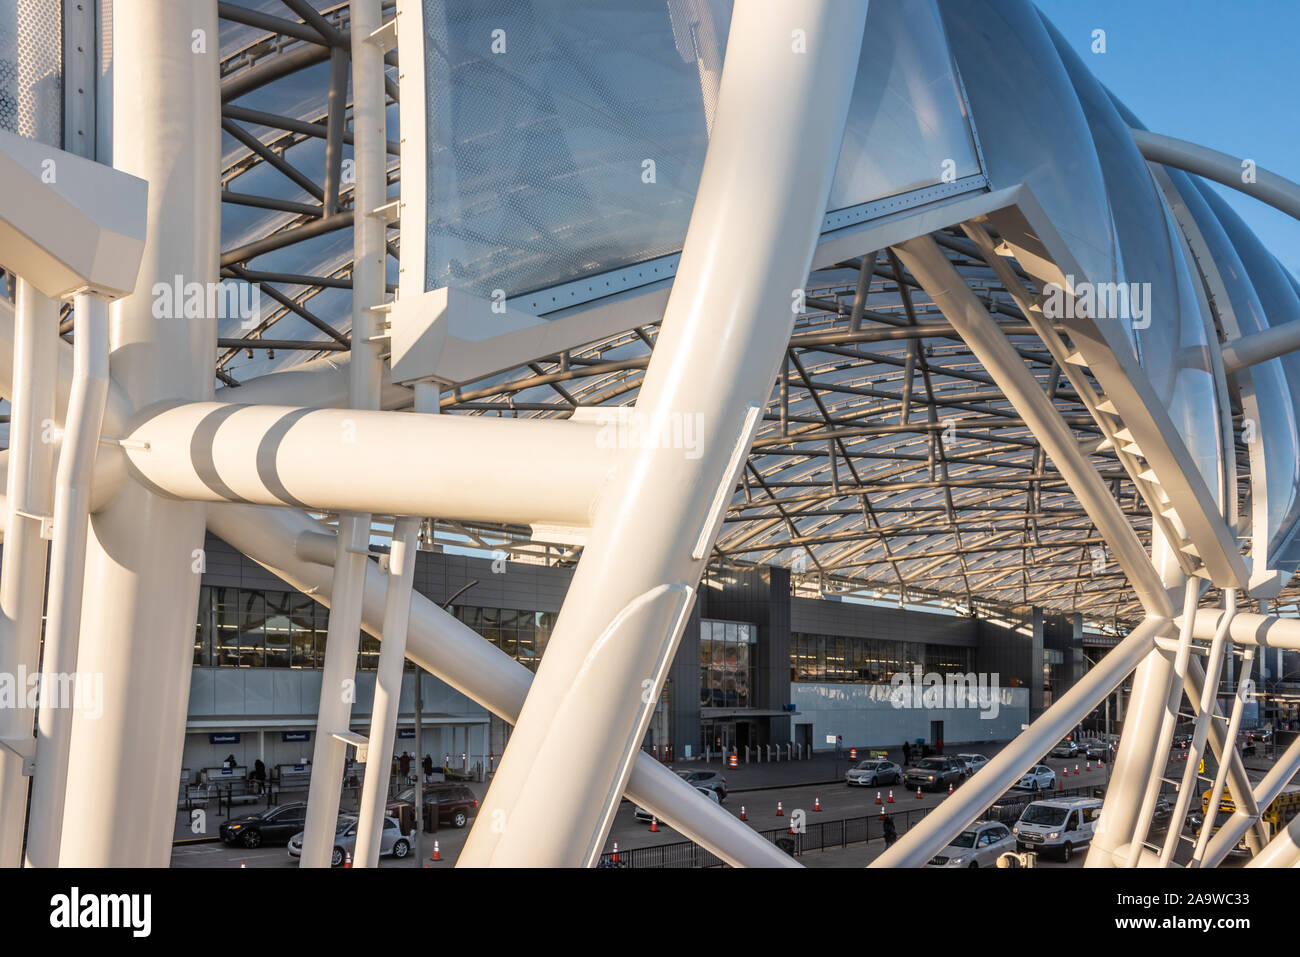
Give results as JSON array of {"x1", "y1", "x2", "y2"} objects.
[
  {"x1": 202, "y1": 533, "x2": 288, "y2": 590},
  {"x1": 789, "y1": 596, "x2": 977, "y2": 647}
]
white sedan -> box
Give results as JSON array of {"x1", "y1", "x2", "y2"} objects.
[
  {"x1": 845, "y1": 759, "x2": 903, "y2": 786},
  {"x1": 287, "y1": 815, "x2": 412, "y2": 867},
  {"x1": 926, "y1": 820, "x2": 1015, "y2": 867},
  {"x1": 1016, "y1": 765, "x2": 1056, "y2": 791}
]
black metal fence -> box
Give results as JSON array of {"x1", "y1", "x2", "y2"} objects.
[{"x1": 594, "y1": 785, "x2": 1103, "y2": 868}]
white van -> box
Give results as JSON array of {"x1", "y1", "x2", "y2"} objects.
[{"x1": 1012, "y1": 796, "x2": 1102, "y2": 862}]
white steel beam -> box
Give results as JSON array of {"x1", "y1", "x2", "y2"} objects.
[
  {"x1": 354, "y1": 516, "x2": 418, "y2": 867},
  {"x1": 24, "y1": 293, "x2": 110, "y2": 866},
  {"x1": 299, "y1": 0, "x2": 392, "y2": 867},
  {"x1": 1201, "y1": 730, "x2": 1300, "y2": 867},
  {"x1": 870, "y1": 615, "x2": 1164, "y2": 868},
  {"x1": 460, "y1": 0, "x2": 871, "y2": 868},
  {"x1": 56, "y1": 0, "x2": 219, "y2": 867},
  {"x1": 207, "y1": 502, "x2": 798, "y2": 868},
  {"x1": 121, "y1": 401, "x2": 615, "y2": 527},
  {"x1": 0, "y1": 280, "x2": 59, "y2": 866},
  {"x1": 1132, "y1": 128, "x2": 1300, "y2": 223}
]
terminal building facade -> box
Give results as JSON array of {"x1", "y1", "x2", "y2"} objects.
[{"x1": 184, "y1": 534, "x2": 1083, "y2": 774}]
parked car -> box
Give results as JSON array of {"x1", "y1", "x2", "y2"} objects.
[
  {"x1": 1015, "y1": 765, "x2": 1057, "y2": 792},
  {"x1": 926, "y1": 820, "x2": 1015, "y2": 867},
  {"x1": 287, "y1": 815, "x2": 412, "y2": 867},
  {"x1": 903, "y1": 756, "x2": 965, "y2": 792},
  {"x1": 845, "y1": 759, "x2": 903, "y2": 787},
  {"x1": 956, "y1": 753, "x2": 989, "y2": 777},
  {"x1": 634, "y1": 786, "x2": 719, "y2": 823},
  {"x1": 1050, "y1": 740, "x2": 1080, "y2": 759},
  {"x1": 219, "y1": 801, "x2": 307, "y2": 848},
  {"x1": 673, "y1": 769, "x2": 727, "y2": 800},
  {"x1": 1077, "y1": 738, "x2": 1107, "y2": 759},
  {"x1": 1013, "y1": 797, "x2": 1102, "y2": 861},
  {"x1": 388, "y1": 782, "x2": 478, "y2": 828}
]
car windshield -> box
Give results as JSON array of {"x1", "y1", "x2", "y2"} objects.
[
  {"x1": 336, "y1": 818, "x2": 355, "y2": 835},
  {"x1": 950, "y1": 830, "x2": 977, "y2": 848},
  {"x1": 1020, "y1": 805, "x2": 1069, "y2": 826},
  {"x1": 917, "y1": 759, "x2": 946, "y2": 769},
  {"x1": 856, "y1": 761, "x2": 880, "y2": 770}
]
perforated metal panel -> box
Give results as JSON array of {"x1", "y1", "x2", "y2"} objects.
[{"x1": 0, "y1": 0, "x2": 63, "y2": 147}]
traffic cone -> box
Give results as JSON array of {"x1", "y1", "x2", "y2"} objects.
[
  {"x1": 776, "y1": 801, "x2": 784, "y2": 817},
  {"x1": 813, "y1": 797, "x2": 822, "y2": 812},
  {"x1": 849, "y1": 747, "x2": 857, "y2": 760},
  {"x1": 1075, "y1": 764, "x2": 1080, "y2": 776},
  {"x1": 947, "y1": 782, "x2": 953, "y2": 797},
  {"x1": 431, "y1": 840, "x2": 441, "y2": 862},
  {"x1": 875, "y1": 790, "x2": 882, "y2": 805},
  {"x1": 740, "y1": 805, "x2": 747, "y2": 821},
  {"x1": 1063, "y1": 767, "x2": 1069, "y2": 777},
  {"x1": 240, "y1": 860, "x2": 246, "y2": 868},
  {"x1": 887, "y1": 789, "x2": 895, "y2": 803},
  {"x1": 650, "y1": 816, "x2": 659, "y2": 832},
  {"x1": 879, "y1": 805, "x2": 887, "y2": 818},
  {"x1": 916, "y1": 786, "x2": 923, "y2": 799},
  {"x1": 1086, "y1": 761, "x2": 1091, "y2": 771},
  {"x1": 612, "y1": 842, "x2": 619, "y2": 864},
  {"x1": 344, "y1": 849, "x2": 352, "y2": 869}
]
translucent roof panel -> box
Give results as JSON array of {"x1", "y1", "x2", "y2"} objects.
[
  {"x1": 417, "y1": 0, "x2": 980, "y2": 300},
  {"x1": 941, "y1": 0, "x2": 1116, "y2": 290}
]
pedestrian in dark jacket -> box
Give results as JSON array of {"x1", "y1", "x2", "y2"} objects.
[
  {"x1": 902, "y1": 741, "x2": 912, "y2": 766},
  {"x1": 422, "y1": 754, "x2": 435, "y2": 781},
  {"x1": 882, "y1": 815, "x2": 898, "y2": 847},
  {"x1": 399, "y1": 751, "x2": 412, "y2": 782}
]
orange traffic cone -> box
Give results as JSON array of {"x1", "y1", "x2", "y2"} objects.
[
  {"x1": 887, "y1": 789, "x2": 895, "y2": 804},
  {"x1": 875, "y1": 790, "x2": 882, "y2": 805},
  {"x1": 813, "y1": 797, "x2": 822, "y2": 812},
  {"x1": 344, "y1": 849, "x2": 352, "y2": 868},
  {"x1": 431, "y1": 840, "x2": 442, "y2": 862},
  {"x1": 947, "y1": 782, "x2": 954, "y2": 797},
  {"x1": 240, "y1": 860, "x2": 246, "y2": 868},
  {"x1": 776, "y1": 801, "x2": 784, "y2": 817},
  {"x1": 916, "y1": 786, "x2": 923, "y2": 799},
  {"x1": 1086, "y1": 761, "x2": 1091, "y2": 771},
  {"x1": 1074, "y1": 764, "x2": 1080, "y2": 776},
  {"x1": 879, "y1": 805, "x2": 886, "y2": 818},
  {"x1": 1063, "y1": 767, "x2": 1070, "y2": 777},
  {"x1": 740, "y1": 805, "x2": 747, "y2": 821},
  {"x1": 612, "y1": 842, "x2": 619, "y2": 863},
  {"x1": 650, "y1": 816, "x2": 659, "y2": 832}
]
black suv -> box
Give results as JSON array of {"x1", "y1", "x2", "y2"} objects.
[
  {"x1": 220, "y1": 802, "x2": 307, "y2": 848},
  {"x1": 904, "y1": 757, "x2": 965, "y2": 792}
]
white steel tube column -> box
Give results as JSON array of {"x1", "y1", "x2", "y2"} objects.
[
  {"x1": 25, "y1": 293, "x2": 109, "y2": 866},
  {"x1": 458, "y1": 0, "x2": 870, "y2": 868},
  {"x1": 204, "y1": 504, "x2": 798, "y2": 869},
  {"x1": 57, "y1": 0, "x2": 219, "y2": 867},
  {"x1": 354, "y1": 517, "x2": 419, "y2": 867},
  {"x1": 299, "y1": 0, "x2": 387, "y2": 867},
  {"x1": 0, "y1": 280, "x2": 58, "y2": 867}
]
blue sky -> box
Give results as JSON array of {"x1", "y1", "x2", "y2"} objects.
[{"x1": 1036, "y1": 0, "x2": 1300, "y2": 279}]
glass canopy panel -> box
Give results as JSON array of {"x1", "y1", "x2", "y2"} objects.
[
  {"x1": 1166, "y1": 167, "x2": 1300, "y2": 564},
  {"x1": 1048, "y1": 27, "x2": 1222, "y2": 505},
  {"x1": 938, "y1": 0, "x2": 1116, "y2": 291},
  {"x1": 1196, "y1": 182, "x2": 1300, "y2": 568},
  {"x1": 417, "y1": 0, "x2": 980, "y2": 300}
]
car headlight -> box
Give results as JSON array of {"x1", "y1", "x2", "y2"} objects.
[
  {"x1": 927, "y1": 775, "x2": 934, "y2": 781},
  {"x1": 229, "y1": 824, "x2": 242, "y2": 830},
  {"x1": 1048, "y1": 832, "x2": 1060, "y2": 839},
  {"x1": 1012, "y1": 827, "x2": 1019, "y2": 834}
]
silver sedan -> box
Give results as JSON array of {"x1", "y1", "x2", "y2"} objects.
[{"x1": 287, "y1": 815, "x2": 413, "y2": 867}]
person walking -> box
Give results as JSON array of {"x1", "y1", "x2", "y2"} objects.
[
  {"x1": 399, "y1": 751, "x2": 412, "y2": 783},
  {"x1": 902, "y1": 741, "x2": 912, "y2": 766},
  {"x1": 422, "y1": 753, "x2": 435, "y2": 782},
  {"x1": 882, "y1": 814, "x2": 898, "y2": 848}
]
